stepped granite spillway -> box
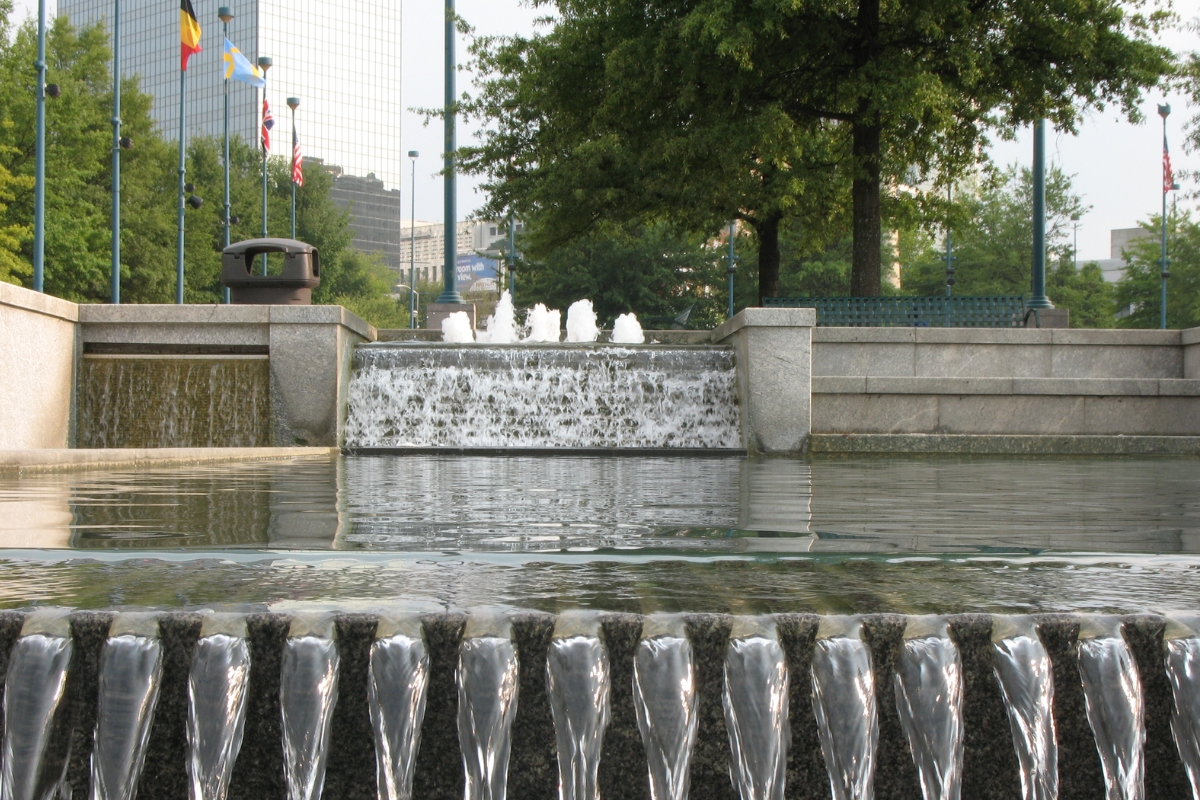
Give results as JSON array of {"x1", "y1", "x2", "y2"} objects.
[
  {"x1": 344, "y1": 344, "x2": 742, "y2": 450},
  {"x1": 1, "y1": 610, "x2": 1198, "y2": 800}
]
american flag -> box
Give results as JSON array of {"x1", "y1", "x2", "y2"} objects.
[
  {"x1": 1164, "y1": 131, "x2": 1174, "y2": 194},
  {"x1": 261, "y1": 96, "x2": 274, "y2": 151},
  {"x1": 292, "y1": 126, "x2": 304, "y2": 187}
]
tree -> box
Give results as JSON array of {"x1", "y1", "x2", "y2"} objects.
[
  {"x1": 459, "y1": 0, "x2": 1171, "y2": 300},
  {"x1": 1115, "y1": 212, "x2": 1200, "y2": 329}
]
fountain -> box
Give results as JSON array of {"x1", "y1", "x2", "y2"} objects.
[
  {"x1": 611, "y1": 313, "x2": 645, "y2": 344},
  {"x1": 565, "y1": 300, "x2": 601, "y2": 343},
  {"x1": 810, "y1": 616, "x2": 878, "y2": 800},
  {"x1": 457, "y1": 613, "x2": 520, "y2": 800},
  {"x1": 546, "y1": 612, "x2": 610, "y2": 800},
  {"x1": 722, "y1": 616, "x2": 789, "y2": 800},
  {"x1": 992, "y1": 616, "x2": 1058, "y2": 800},
  {"x1": 369, "y1": 614, "x2": 430, "y2": 800},
  {"x1": 893, "y1": 617, "x2": 964, "y2": 800},
  {"x1": 632, "y1": 615, "x2": 697, "y2": 800},
  {"x1": 280, "y1": 615, "x2": 340, "y2": 800},
  {"x1": 187, "y1": 613, "x2": 251, "y2": 800},
  {"x1": 1077, "y1": 617, "x2": 1145, "y2": 800}
]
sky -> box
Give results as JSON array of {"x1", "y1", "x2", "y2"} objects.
[{"x1": 11, "y1": 0, "x2": 1200, "y2": 261}]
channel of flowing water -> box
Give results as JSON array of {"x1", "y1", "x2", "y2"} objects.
[
  {"x1": 1077, "y1": 617, "x2": 1145, "y2": 800},
  {"x1": 811, "y1": 617, "x2": 878, "y2": 800},
  {"x1": 1165, "y1": 616, "x2": 1200, "y2": 800},
  {"x1": 991, "y1": 616, "x2": 1058, "y2": 800},
  {"x1": 186, "y1": 614, "x2": 251, "y2": 800},
  {"x1": 893, "y1": 617, "x2": 964, "y2": 800},
  {"x1": 0, "y1": 610, "x2": 73, "y2": 800},
  {"x1": 632, "y1": 615, "x2": 698, "y2": 800},
  {"x1": 344, "y1": 346, "x2": 741, "y2": 449},
  {"x1": 546, "y1": 613, "x2": 610, "y2": 800},
  {"x1": 723, "y1": 617, "x2": 789, "y2": 800},
  {"x1": 457, "y1": 615, "x2": 520, "y2": 800},
  {"x1": 91, "y1": 615, "x2": 163, "y2": 800},
  {"x1": 368, "y1": 615, "x2": 430, "y2": 800},
  {"x1": 280, "y1": 616, "x2": 340, "y2": 800}
]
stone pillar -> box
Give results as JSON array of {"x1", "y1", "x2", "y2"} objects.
[
  {"x1": 713, "y1": 307, "x2": 816, "y2": 453},
  {"x1": 1185, "y1": 327, "x2": 1200, "y2": 378}
]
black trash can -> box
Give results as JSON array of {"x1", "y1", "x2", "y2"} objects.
[{"x1": 221, "y1": 238, "x2": 320, "y2": 304}]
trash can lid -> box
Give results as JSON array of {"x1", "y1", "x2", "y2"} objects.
[{"x1": 222, "y1": 237, "x2": 316, "y2": 256}]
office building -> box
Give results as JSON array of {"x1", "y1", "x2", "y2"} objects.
[
  {"x1": 59, "y1": 0, "x2": 404, "y2": 194},
  {"x1": 398, "y1": 220, "x2": 518, "y2": 292}
]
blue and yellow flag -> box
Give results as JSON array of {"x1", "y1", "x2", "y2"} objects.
[{"x1": 223, "y1": 38, "x2": 265, "y2": 87}]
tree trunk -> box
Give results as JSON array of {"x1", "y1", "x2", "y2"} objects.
[
  {"x1": 757, "y1": 212, "x2": 782, "y2": 304},
  {"x1": 850, "y1": 120, "x2": 882, "y2": 296}
]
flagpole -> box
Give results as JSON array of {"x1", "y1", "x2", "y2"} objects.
[
  {"x1": 1159, "y1": 103, "x2": 1171, "y2": 330},
  {"x1": 438, "y1": 0, "x2": 463, "y2": 303},
  {"x1": 259, "y1": 56, "x2": 272, "y2": 275},
  {"x1": 220, "y1": 7, "x2": 233, "y2": 303},
  {"x1": 288, "y1": 97, "x2": 299, "y2": 238},
  {"x1": 176, "y1": 66, "x2": 187, "y2": 304},
  {"x1": 33, "y1": 0, "x2": 47, "y2": 292},
  {"x1": 110, "y1": 0, "x2": 121, "y2": 303}
]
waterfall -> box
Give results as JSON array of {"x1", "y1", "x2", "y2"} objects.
[
  {"x1": 458, "y1": 614, "x2": 520, "y2": 800},
  {"x1": 632, "y1": 615, "x2": 698, "y2": 800},
  {"x1": 186, "y1": 614, "x2": 251, "y2": 800},
  {"x1": 90, "y1": 614, "x2": 164, "y2": 800},
  {"x1": 810, "y1": 617, "x2": 877, "y2": 800},
  {"x1": 345, "y1": 345, "x2": 741, "y2": 449},
  {"x1": 368, "y1": 615, "x2": 430, "y2": 800},
  {"x1": 280, "y1": 615, "x2": 340, "y2": 800},
  {"x1": 546, "y1": 613, "x2": 611, "y2": 800},
  {"x1": 893, "y1": 617, "x2": 964, "y2": 800},
  {"x1": 1164, "y1": 616, "x2": 1200, "y2": 800},
  {"x1": 723, "y1": 617, "x2": 789, "y2": 800},
  {"x1": 1076, "y1": 617, "x2": 1144, "y2": 800},
  {"x1": 1, "y1": 610, "x2": 73, "y2": 800},
  {"x1": 991, "y1": 617, "x2": 1058, "y2": 800}
]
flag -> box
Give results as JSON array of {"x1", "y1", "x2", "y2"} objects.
[
  {"x1": 222, "y1": 38, "x2": 265, "y2": 87},
  {"x1": 292, "y1": 126, "x2": 304, "y2": 186},
  {"x1": 262, "y1": 96, "x2": 274, "y2": 151},
  {"x1": 1164, "y1": 132, "x2": 1174, "y2": 194},
  {"x1": 180, "y1": 0, "x2": 202, "y2": 70}
]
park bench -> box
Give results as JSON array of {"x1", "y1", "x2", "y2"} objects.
[{"x1": 762, "y1": 295, "x2": 1044, "y2": 327}]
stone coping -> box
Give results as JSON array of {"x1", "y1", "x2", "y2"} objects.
[
  {"x1": 809, "y1": 433, "x2": 1200, "y2": 455},
  {"x1": 813, "y1": 376, "x2": 1200, "y2": 396},
  {"x1": 77, "y1": 303, "x2": 376, "y2": 340},
  {"x1": 0, "y1": 282, "x2": 79, "y2": 322},
  {"x1": 376, "y1": 329, "x2": 715, "y2": 345},
  {"x1": 814, "y1": 326, "x2": 1190, "y2": 345},
  {"x1": 0, "y1": 447, "x2": 338, "y2": 474},
  {"x1": 713, "y1": 307, "x2": 816, "y2": 342}
]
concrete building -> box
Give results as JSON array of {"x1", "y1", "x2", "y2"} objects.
[
  {"x1": 398, "y1": 220, "x2": 519, "y2": 291},
  {"x1": 1095, "y1": 227, "x2": 1153, "y2": 283},
  {"x1": 59, "y1": 0, "x2": 404, "y2": 193},
  {"x1": 313, "y1": 160, "x2": 402, "y2": 272}
]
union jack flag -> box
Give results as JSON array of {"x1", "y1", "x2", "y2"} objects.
[
  {"x1": 261, "y1": 96, "x2": 274, "y2": 151},
  {"x1": 292, "y1": 126, "x2": 304, "y2": 187},
  {"x1": 1164, "y1": 132, "x2": 1174, "y2": 194}
]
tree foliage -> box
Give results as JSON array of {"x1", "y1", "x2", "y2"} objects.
[
  {"x1": 459, "y1": 0, "x2": 1172, "y2": 300},
  {"x1": 1115, "y1": 212, "x2": 1200, "y2": 329}
]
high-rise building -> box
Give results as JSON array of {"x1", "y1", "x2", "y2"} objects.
[
  {"x1": 399, "y1": 220, "x2": 517, "y2": 291},
  {"x1": 58, "y1": 0, "x2": 403, "y2": 197}
]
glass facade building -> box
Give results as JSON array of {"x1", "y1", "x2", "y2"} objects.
[{"x1": 58, "y1": 0, "x2": 404, "y2": 204}]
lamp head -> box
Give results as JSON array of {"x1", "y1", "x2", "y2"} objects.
[
  {"x1": 44, "y1": 83, "x2": 60, "y2": 98},
  {"x1": 230, "y1": 214, "x2": 240, "y2": 225},
  {"x1": 187, "y1": 195, "x2": 204, "y2": 210},
  {"x1": 218, "y1": 6, "x2": 233, "y2": 23},
  {"x1": 1172, "y1": 182, "x2": 1181, "y2": 191},
  {"x1": 119, "y1": 136, "x2": 133, "y2": 150},
  {"x1": 184, "y1": 182, "x2": 195, "y2": 193},
  {"x1": 1159, "y1": 103, "x2": 1171, "y2": 119},
  {"x1": 287, "y1": 97, "x2": 300, "y2": 110},
  {"x1": 1070, "y1": 214, "x2": 1080, "y2": 222},
  {"x1": 408, "y1": 150, "x2": 419, "y2": 159},
  {"x1": 258, "y1": 56, "x2": 272, "y2": 72}
]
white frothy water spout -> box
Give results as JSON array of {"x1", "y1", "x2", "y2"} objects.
[
  {"x1": 1076, "y1": 617, "x2": 1145, "y2": 800},
  {"x1": 458, "y1": 613, "x2": 520, "y2": 800},
  {"x1": 187, "y1": 613, "x2": 252, "y2": 800},
  {"x1": 611, "y1": 313, "x2": 645, "y2": 344},
  {"x1": 546, "y1": 613, "x2": 611, "y2": 800},
  {"x1": 92, "y1": 613, "x2": 164, "y2": 800},
  {"x1": 524, "y1": 304, "x2": 562, "y2": 343},
  {"x1": 992, "y1": 616, "x2": 1058, "y2": 800},
  {"x1": 1, "y1": 610, "x2": 74, "y2": 800},
  {"x1": 281, "y1": 615, "x2": 340, "y2": 800},
  {"x1": 723, "y1": 616, "x2": 789, "y2": 800},
  {"x1": 633, "y1": 615, "x2": 698, "y2": 800},
  {"x1": 893, "y1": 617, "x2": 965, "y2": 800},
  {"x1": 369, "y1": 615, "x2": 430, "y2": 800},
  {"x1": 811, "y1": 616, "x2": 877, "y2": 800},
  {"x1": 1165, "y1": 615, "x2": 1200, "y2": 800},
  {"x1": 479, "y1": 292, "x2": 520, "y2": 344},
  {"x1": 565, "y1": 300, "x2": 601, "y2": 343},
  {"x1": 442, "y1": 312, "x2": 476, "y2": 344}
]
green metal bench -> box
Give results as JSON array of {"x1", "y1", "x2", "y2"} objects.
[{"x1": 762, "y1": 296, "x2": 1036, "y2": 327}]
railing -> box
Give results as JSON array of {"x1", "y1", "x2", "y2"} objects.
[{"x1": 762, "y1": 295, "x2": 1034, "y2": 327}]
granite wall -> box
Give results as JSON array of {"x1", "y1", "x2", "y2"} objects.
[
  {"x1": 0, "y1": 283, "x2": 79, "y2": 449},
  {"x1": 0, "y1": 610, "x2": 1190, "y2": 800}
]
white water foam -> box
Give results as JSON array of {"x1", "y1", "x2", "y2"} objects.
[
  {"x1": 442, "y1": 313, "x2": 476, "y2": 344},
  {"x1": 611, "y1": 313, "x2": 645, "y2": 344},
  {"x1": 566, "y1": 300, "x2": 601, "y2": 343},
  {"x1": 346, "y1": 345, "x2": 741, "y2": 449},
  {"x1": 524, "y1": 304, "x2": 562, "y2": 343}
]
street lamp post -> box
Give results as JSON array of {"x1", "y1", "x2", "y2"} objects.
[
  {"x1": 110, "y1": 0, "x2": 122, "y2": 303},
  {"x1": 727, "y1": 221, "x2": 736, "y2": 318},
  {"x1": 33, "y1": 0, "x2": 47, "y2": 292},
  {"x1": 220, "y1": 6, "x2": 233, "y2": 303},
  {"x1": 945, "y1": 184, "x2": 955, "y2": 297},
  {"x1": 1028, "y1": 119, "x2": 1054, "y2": 311},
  {"x1": 508, "y1": 210, "x2": 516, "y2": 299},
  {"x1": 1159, "y1": 103, "x2": 1171, "y2": 329},
  {"x1": 288, "y1": 96, "x2": 299, "y2": 238},
  {"x1": 437, "y1": 0, "x2": 463, "y2": 303},
  {"x1": 259, "y1": 56, "x2": 272, "y2": 275},
  {"x1": 408, "y1": 150, "x2": 418, "y2": 328}
]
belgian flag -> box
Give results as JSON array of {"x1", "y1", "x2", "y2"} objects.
[{"x1": 180, "y1": 0, "x2": 202, "y2": 70}]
